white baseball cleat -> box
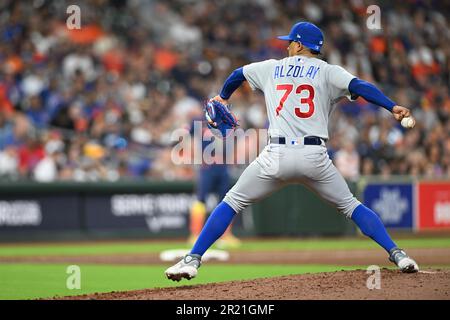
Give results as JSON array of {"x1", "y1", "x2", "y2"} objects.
[
  {"x1": 165, "y1": 253, "x2": 202, "y2": 282},
  {"x1": 389, "y1": 248, "x2": 419, "y2": 273}
]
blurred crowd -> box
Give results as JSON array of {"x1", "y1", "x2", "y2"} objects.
[{"x1": 0, "y1": 0, "x2": 449, "y2": 182}]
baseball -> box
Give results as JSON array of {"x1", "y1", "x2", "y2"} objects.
[{"x1": 401, "y1": 116, "x2": 415, "y2": 128}]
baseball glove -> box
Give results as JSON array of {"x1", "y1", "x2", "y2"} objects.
[{"x1": 204, "y1": 99, "x2": 238, "y2": 138}]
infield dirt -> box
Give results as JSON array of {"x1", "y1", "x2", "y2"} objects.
[{"x1": 58, "y1": 269, "x2": 450, "y2": 300}]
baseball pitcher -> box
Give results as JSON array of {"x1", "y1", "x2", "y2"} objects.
[{"x1": 166, "y1": 22, "x2": 419, "y2": 281}]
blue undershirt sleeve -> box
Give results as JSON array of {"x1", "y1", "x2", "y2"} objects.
[
  {"x1": 348, "y1": 78, "x2": 395, "y2": 112},
  {"x1": 219, "y1": 67, "x2": 246, "y2": 100}
]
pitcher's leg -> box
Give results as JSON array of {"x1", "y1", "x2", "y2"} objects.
[
  {"x1": 191, "y1": 155, "x2": 285, "y2": 256},
  {"x1": 216, "y1": 168, "x2": 241, "y2": 248},
  {"x1": 304, "y1": 161, "x2": 398, "y2": 250},
  {"x1": 352, "y1": 204, "x2": 417, "y2": 272},
  {"x1": 351, "y1": 204, "x2": 396, "y2": 252},
  {"x1": 304, "y1": 161, "x2": 418, "y2": 272},
  {"x1": 223, "y1": 156, "x2": 286, "y2": 214},
  {"x1": 191, "y1": 201, "x2": 236, "y2": 256},
  {"x1": 303, "y1": 159, "x2": 361, "y2": 218}
]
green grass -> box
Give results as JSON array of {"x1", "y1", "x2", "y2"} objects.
[
  {"x1": 0, "y1": 263, "x2": 364, "y2": 300},
  {"x1": 1, "y1": 236, "x2": 449, "y2": 300},
  {"x1": 0, "y1": 237, "x2": 449, "y2": 257}
]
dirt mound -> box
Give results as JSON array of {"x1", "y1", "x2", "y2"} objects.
[{"x1": 59, "y1": 269, "x2": 450, "y2": 300}]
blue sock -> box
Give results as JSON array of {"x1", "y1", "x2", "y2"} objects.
[
  {"x1": 191, "y1": 201, "x2": 236, "y2": 256},
  {"x1": 351, "y1": 204, "x2": 397, "y2": 253}
]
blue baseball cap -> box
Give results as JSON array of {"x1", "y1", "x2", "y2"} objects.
[{"x1": 277, "y1": 22, "x2": 324, "y2": 53}]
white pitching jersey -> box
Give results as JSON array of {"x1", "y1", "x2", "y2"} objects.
[{"x1": 243, "y1": 55, "x2": 356, "y2": 140}]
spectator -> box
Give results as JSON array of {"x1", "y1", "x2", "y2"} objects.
[
  {"x1": 33, "y1": 146, "x2": 59, "y2": 182},
  {"x1": 335, "y1": 141, "x2": 360, "y2": 181}
]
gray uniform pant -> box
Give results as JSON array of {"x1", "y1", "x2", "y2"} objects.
[{"x1": 223, "y1": 143, "x2": 361, "y2": 218}]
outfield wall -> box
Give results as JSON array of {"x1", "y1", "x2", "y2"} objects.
[
  {"x1": 359, "y1": 177, "x2": 450, "y2": 232},
  {"x1": 0, "y1": 181, "x2": 203, "y2": 240},
  {"x1": 0, "y1": 177, "x2": 449, "y2": 241},
  {"x1": 0, "y1": 180, "x2": 354, "y2": 241}
]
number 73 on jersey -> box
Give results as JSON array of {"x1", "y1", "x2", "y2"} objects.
[{"x1": 275, "y1": 84, "x2": 315, "y2": 118}]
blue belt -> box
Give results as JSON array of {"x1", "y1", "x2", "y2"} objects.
[{"x1": 269, "y1": 136, "x2": 324, "y2": 146}]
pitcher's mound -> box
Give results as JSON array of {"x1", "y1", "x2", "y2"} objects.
[{"x1": 61, "y1": 269, "x2": 450, "y2": 300}]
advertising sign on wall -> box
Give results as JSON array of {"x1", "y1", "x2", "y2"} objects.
[
  {"x1": 0, "y1": 196, "x2": 80, "y2": 232},
  {"x1": 417, "y1": 182, "x2": 450, "y2": 230},
  {"x1": 363, "y1": 183, "x2": 414, "y2": 229},
  {"x1": 85, "y1": 193, "x2": 197, "y2": 233}
]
